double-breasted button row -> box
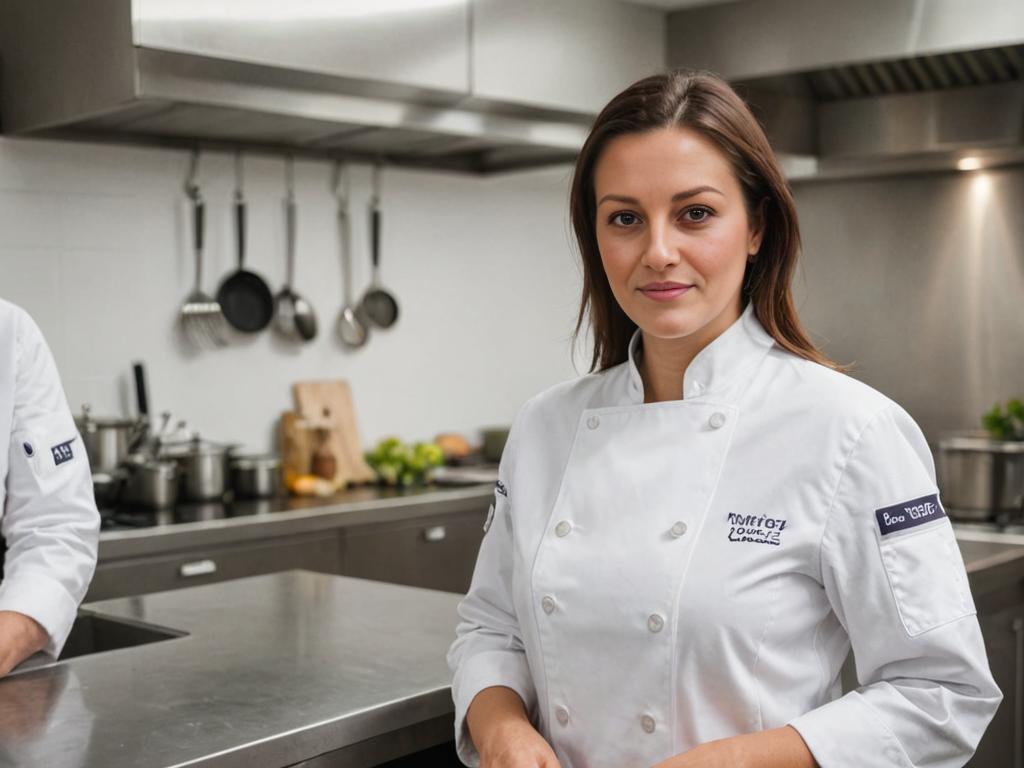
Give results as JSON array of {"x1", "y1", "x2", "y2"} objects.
[
  {"x1": 542, "y1": 595, "x2": 556, "y2": 614},
  {"x1": 641, "y1": 714, "x2": 657, "y2": 733},
  {"x1": 709, "y1": 411, "x2": 727, "y2": 429},
  {"x1": 555, "y1": 520, "x2": 572, "y2": 537},
  {"x1": 586, "y1": 415, "x2": 600, "y2": 430},
  {"x1": 647, "y1": 613, "x2": 665, "y2": 633},
  {"x1": 555, "y1": 705, "x2": 570, "y2": 726}
]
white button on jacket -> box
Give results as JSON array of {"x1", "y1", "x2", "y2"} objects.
[
  {"x1": 448, "y1": 302, "x2": 1001, "y2": 768},
  {"x1": 0, "y1": 300, "x2": 99, "y2": 657}
]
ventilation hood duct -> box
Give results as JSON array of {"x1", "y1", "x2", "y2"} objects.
[
  {"x1": 666, "y1": 0, "x2": 1024, "y2": 180},
  {"x1": 0, "y1": 0, "x2": 591, "y2": 173}
]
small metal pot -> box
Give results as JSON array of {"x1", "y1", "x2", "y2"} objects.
[
  {"x1": 162, "y1": 436, "x2": 233, "y2": 502},
  {"x1": 75, "y1": 405, "x2": 143, "y2": 473},
  {"x1": 938, "y1": 435, "x2": 1024, "y2": 521},
  {"x1": 230, "y1": 455, "x2": 282, "y2": 499},
  {"x1": 122, "y1": 457, "x2": 179, "y2": 510}
]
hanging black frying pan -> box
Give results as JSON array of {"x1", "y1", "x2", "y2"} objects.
[{"x1": 217, "y1": 152, "x2": 274, "y2": 333}]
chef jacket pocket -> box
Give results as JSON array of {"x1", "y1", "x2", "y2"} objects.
[
  {"x1": 10, "y1": 411, "x2": 83, "y2": 490},
  {"x1": 879, "y1": 520, "x2": 975, "y2": 637}
]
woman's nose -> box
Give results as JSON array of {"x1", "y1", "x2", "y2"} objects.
[{"x1": 641, "y1": 220, "x2": 679, "y2": 271}]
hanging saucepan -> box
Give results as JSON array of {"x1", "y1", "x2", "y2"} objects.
[
  {"x1": 217, "y1": 152, "x2": 274, "y2": 333},
  {"x1": 274, "y1": 156, "x2": 318, "y2": 342},
  {"x1": 356, "y1": 162, "x2": 399, "y2": 329}
]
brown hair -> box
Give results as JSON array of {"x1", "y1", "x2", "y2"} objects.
[{"x1": 569, "y1": 69, "x2": 846, "y2": 373}]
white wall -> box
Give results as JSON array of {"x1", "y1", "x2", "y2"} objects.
[{"x1": 0, "y1": 137, "x2": 589, "y2": 454}]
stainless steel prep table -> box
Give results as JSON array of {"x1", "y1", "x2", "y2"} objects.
[{"x1": 2, "y1": 571, "x2": 463, "y2": 768}]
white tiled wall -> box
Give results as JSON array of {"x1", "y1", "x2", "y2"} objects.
[{"x1": 0, "y1": 137, "x2": 587, "y2": 453}]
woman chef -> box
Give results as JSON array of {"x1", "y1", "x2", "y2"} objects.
[
  {"x1": 447, "y1": 71, "x2": 1001, "y2": 768},
  {"x1": 0, "y1": 299, "x2": 99, "y2": 675}
]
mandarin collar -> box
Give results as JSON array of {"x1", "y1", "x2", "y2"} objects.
[{"x1": 625, "y1": 301, "x2": 776, "y2": 404}]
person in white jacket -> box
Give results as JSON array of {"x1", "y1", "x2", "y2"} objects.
[
  {"x1": 0, "y1": 299, "x2": 99, "y2": 675},
  {"x1": 448, "y1": 70, "x2": 1001, "y2": 768}
]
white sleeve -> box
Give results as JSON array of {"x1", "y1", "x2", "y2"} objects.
[
  {"x1": 787, "y1": 403, "x2": 1002, "y2": 767},
  {"x1": 447, "y1": 402, "x2": 537, "y2": 768},
  {"x1": 0, "y1": 309, "x2": 99, "y2": 658}
]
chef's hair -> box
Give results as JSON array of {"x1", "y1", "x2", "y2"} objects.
[{"x1": 569, "y1": 69, "x2": 845, "y2": 373}]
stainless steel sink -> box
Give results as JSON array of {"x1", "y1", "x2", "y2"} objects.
[{"x1": 10, "y1": 611, "x2": 187, "y2": 676}]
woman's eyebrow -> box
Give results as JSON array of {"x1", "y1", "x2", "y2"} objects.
[{"x1": 597, "y1": 185, "x2": 724, "y2": 207}]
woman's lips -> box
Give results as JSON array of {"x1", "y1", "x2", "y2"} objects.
[{"x1": 639, "y1": 285, "x2": 693, "y2": 301}]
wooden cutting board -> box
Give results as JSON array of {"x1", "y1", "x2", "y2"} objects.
[{"x1": 292, "y1": 379, "x2": 376, "y2": 485}]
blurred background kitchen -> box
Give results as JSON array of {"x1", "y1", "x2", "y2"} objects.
[{"x1": 0, "y1": 1, "x2": 1022, "y2": 767}]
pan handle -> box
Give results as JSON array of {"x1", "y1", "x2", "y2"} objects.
[
  {"x1": 235, "y1": 194, "x2": 246, "y2": 269},
  {"x1": 192, "y1": 191, "x2": 205, "y2": 291},
  {"x1": 370, "y1": 162, "x2": 381, "y2": 279}
]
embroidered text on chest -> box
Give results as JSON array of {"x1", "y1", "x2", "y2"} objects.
[{"x1": 727, "y1": 513, "x2": 788, "y2": 546}]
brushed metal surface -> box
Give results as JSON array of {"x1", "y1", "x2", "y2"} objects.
[
  {"x1": 132, "y1": 0, "x2": 471, "y2": 96},
  {"x1": 1, "y1": 571, "x2": 463, "y2": 767},
  {"x1": 471, "y1": 0, "x2": 665, "y2": 116},
  {"x1": 791, "y1": 166, "x2": 1024, "y2": 443},
  {"x1": 667, "y1": 0, "x2": 1024, "y2": 83}
]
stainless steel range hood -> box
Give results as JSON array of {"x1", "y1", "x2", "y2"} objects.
[
  {"x1": 0, "y1": 0, "x2": 591, "y2": 173},
  {"x1": 667, "y1": 0, "x2": 1024, "y2": 179}
]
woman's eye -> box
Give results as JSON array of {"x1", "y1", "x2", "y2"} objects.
[
  {"x1": 610, "y1": 212, "x2": 639, "y2": 227},
  {"x1": 683, "y1": 206, "x2": 713, "y2": 223}
]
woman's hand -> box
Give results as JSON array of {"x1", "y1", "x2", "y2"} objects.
[
  {"x1": 651, "y1": 726, "x2": 817, "y2": 768},
  {"x1": 468, "y1": 686, "x2": 561, "y2": 768},
  {"x1": 0, "y1": 611, "x2": 49, "y2": 676},
  {"x1": 479, "y1": 718, "x2": 561, "y2": 768}
]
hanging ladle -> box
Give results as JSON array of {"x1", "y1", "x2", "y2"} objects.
[
  {"x1": 274, "y1": 156, "x2": 318, "y2": 342},
  {"x1": 333, "y1": 161, "x2": 368, "y2": 348},
  {"x1": 355, "y1": 162, "x2": 399, "y2": 329}
]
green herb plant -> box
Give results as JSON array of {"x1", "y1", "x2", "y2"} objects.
[{"x1": 982, "y1": 398, "x2": 1024, "y2": 440}]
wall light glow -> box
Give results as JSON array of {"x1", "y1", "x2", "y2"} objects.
[{"x1": 957, "y1": 156, "x2": 983, "y2": 171}]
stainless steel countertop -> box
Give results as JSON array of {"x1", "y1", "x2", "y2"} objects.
[
  {"x1": 0, "y1": 571, "x2": 462, "y2": 768},
  {"x1": 3, "y1": 525, "x2": 1024, "y2": 767},
  {"x1": 99, "y1": 484, "x2": 496, "y2": 560}
]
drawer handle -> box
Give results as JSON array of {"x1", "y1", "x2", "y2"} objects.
[
  {"x1": 423, "y1": 526, "x2": 447, "y2": 543},
  {"x1": 180, "y1": 559, "x2": 217, "y2": 578}
]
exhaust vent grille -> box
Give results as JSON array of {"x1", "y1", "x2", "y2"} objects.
[{"x1": 809, "y1": 44, "x2": 1024, "y2": 101}]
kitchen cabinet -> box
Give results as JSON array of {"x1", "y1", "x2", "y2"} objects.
[
  {"x1": 970, "y1": 583, "x2": 1024, "y2": 768},
  {"x1": 86, "y1": 529, "x2": 344, "y2": 601},
  {"x1": 470, "y1": 0, "x2": 665, "y2": 117},
  {"x1": 342, "y1": 508, "x2": 488, "y2": 594}
]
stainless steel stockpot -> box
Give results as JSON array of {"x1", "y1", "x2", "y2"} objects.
[
  {"x1": 230, "y1": 455, "x2": 282, "y2": 499},
  {"x1": 938, "y1": 435, "x2": 1024, "y2": 521},
  {"x1": 162, "y1": 436, "x2": 233, "y2": 502},
  {"x1": 75, "y1": 405, "x2": 142, "y2": 473}
]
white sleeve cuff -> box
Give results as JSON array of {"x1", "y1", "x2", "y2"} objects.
[
  {"x1": 452, "y1": 650, "x2": 537, "y2": 767},
  {"x1": 0, "y1": 569, "x2": 79, "y2": 657},
  {"x1": 787, "y1": 691, "x2": 914, "y2": 768}
]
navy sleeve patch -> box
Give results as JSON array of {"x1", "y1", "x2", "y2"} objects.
[
  {"x1": 50, "y1": 439, "x2": 75, "y2": 466},
  {"x1": 495, "y1": 480, "x2": 508, "y2": 498},
  {"x1": 875, "y1": 493, "x2": 946, "y2": 536}
]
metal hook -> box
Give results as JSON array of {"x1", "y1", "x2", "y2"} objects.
[
  {"x1": 185, "y1": 148, "x2": 201, "y2": 200},
  {"x1": 332, "y1": 160, "x2": 350, "y2": 206},
  {"x1": 371, "y1": 161, "x2": 382, "y2": 206},
  {"x1": 234, "y1": 150, "x2": 244, "y2": 202},
  {"x1": 285, "y1": 155, "x2": 295, "y2": 201}
]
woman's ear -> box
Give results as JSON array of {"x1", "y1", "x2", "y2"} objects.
[{"x1": 747, "y1": 196, "x2": 769, "y2": 259}]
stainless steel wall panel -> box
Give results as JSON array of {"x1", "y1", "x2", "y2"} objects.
[{"x1": 131, "y1": 0, "x2": 471, "y2": 98}]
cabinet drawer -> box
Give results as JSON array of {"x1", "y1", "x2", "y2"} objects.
[
  {"x1": 87, "y1": 531, "x2": 343, "y2": 601},
  {"x1": 343, "y1": 509, "x2": 487, "y2": 594}
]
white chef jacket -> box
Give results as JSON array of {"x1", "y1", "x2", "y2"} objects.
[
  {"x1": 0, "y1": 299, "x2": 99, "y2": 658},
  {"x1": 448, "y1": 301, "x2": 1001, "y2": 768}
]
